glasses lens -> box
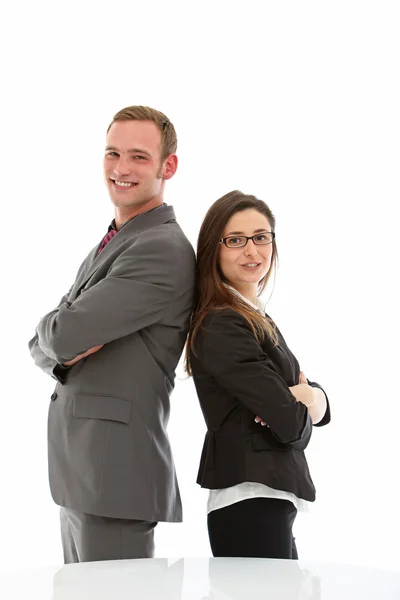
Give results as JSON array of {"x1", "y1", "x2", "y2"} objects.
[
  {"x1": 226, "y1": 237, "x2": 246, "y2": 248},
  {"x1": 253, "y1": 233, "x2": 274, "y2": 245}
]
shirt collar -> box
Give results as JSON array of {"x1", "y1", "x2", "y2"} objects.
[
  {"x1": 224, "y1": 284, "x2": 265, "y2": 313},
  {"x1": 109, "y1": 203, "x2": 167, "y2": 232}
]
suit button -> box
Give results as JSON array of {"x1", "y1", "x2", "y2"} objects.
[{"x1": 51, "y1": 392, "x2": 58, "y2": 401}]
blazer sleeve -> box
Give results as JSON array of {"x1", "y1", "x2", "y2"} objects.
[
  {"x1": 28, "y1": 290, "x2": 72, "y2": 383},
  {"x1": 307, "y1": 379, "x2": 331, "y2": 427},
  {"x1": 36, "y1": 236, "x2": 180, "y2": 364},
  {"x1": 194, "y1": 310, "x2": 310, "y2": 446}
]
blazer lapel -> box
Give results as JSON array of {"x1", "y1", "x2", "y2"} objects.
[{"x1": 72, "y1": 204, "x2": 177, "y2": 296}]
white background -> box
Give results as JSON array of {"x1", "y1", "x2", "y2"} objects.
[{"x1": 0, "y1": 0, "x2": 399, "y2": 574}]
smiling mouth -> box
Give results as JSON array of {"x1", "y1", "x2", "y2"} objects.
[
  {"x1": 241, "y1": 263, "x2": 262, "y2": 270},
  {"x1": 111, "y1": 179, "x2": 138, "y2": 189}
]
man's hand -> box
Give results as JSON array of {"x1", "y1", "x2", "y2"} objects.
[{"x1": 63, "y1": 345, "x2": 104, "y2": 367}]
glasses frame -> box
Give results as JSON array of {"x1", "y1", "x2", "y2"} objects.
[{"x1": 219, "y1": 231, "x2": 276, "y2": 248}]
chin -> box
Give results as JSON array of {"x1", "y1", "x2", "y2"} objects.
[{"x1": 111, "y1": 195, "x2": 137, "y2": 206}]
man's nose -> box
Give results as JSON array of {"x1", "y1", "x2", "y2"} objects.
[{"x1": 113, "y1": 155, "x2": 131, "y2": 177}]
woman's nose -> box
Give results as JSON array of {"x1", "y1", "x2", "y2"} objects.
[{"x1": 244, "y1": 239, "x2": 258, "y2": 256}]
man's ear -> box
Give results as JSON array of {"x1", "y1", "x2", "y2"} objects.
[{"x1": 162, "y1": 154, "x2": 178, "y2": 180}]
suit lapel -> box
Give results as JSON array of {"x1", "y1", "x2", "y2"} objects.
[{"x1": 72, "y1": 204, "x2": 176, "y2": 296}]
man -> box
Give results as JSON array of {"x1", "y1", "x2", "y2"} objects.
[{"x1": 28, "y1": 106, "x2": 195, "y2": 563}]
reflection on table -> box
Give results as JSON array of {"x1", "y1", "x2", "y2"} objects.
[{"x1": 0, "y1": 557, "x2": 399, "y2": 599}]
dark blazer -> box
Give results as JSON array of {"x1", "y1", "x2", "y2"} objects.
[{"x1": 191, "y1": 309, "x2": 330, "y2": 502}]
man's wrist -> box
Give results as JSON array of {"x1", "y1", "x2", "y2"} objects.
[{"x1": 53, "y1": 363, "x2": 71, "y2": 383}]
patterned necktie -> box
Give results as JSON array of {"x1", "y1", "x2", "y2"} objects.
[{"x1": 97, "y1": 228, "x2": 117, "y2": 255}]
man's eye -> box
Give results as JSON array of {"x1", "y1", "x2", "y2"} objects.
[
  {"x1": 134, "y1": 155, "x2": 146, "y2": 160},
  {"x1": 107, "y1": 152, "x2": 118, "y2": 157}
]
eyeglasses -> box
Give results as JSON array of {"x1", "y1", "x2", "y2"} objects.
[{"x1": 219, "y1": 231, "x2": 275, "y2": 248}]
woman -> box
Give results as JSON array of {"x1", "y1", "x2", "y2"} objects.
[{"x1": 186, "y1": 191, "x2": 330, "y2": 559}]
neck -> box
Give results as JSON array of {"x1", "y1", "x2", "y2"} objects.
[
  {"x1": 228, "y1": 283, "x2": 258, "y2": 306},
  {"x1": 114, "y1": 197, "x2": 163, "y2": 229}
]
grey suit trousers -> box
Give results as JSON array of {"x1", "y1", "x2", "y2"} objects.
[{"x1": 60, "y1": 507, "x2": 157, "y2": 563}]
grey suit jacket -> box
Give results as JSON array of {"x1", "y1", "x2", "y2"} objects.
[{"x1": 29, "y1": 205, "x2": 195, "y2": 522}]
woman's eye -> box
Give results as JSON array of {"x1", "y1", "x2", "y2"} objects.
[{"x1": 227, "y1": 237, "x2": 243, "y2": 246}]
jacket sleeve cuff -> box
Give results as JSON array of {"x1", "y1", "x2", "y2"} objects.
[
  {"x1": 288, "y1": 411, "x2": 313, "y2": 450},
  {"x1": 52, "y1": 364, "x2": 71, "y2": 384},
  {"x1": 307, "y1": 379, "x2": 331, "y2": 427}
]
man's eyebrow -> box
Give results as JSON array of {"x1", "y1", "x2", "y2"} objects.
[{"x1": 105, "y1": 146, "x2": 152, "y2": 157}]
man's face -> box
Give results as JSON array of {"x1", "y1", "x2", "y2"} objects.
[{"x1": 104, "y1": 120, "x2": 167, "y2": 212}]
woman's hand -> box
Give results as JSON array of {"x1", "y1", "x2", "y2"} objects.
[
  {"x1": 288, "y1": 382, "x2": 315, "y2": 407},
  {"x1": 299, "y1": 371, "x2": 307, "y2": 385},
  {"x1": 297, "y1": 370, "x2": 328, "y2": 424},
  {"x1": 287, "y1": 370, "x2": 315, "y2": 407},
  {"x1": 254, "y1": 371, "x2": 313, "y2": 426}
]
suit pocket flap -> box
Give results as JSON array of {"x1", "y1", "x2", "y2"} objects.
[{"x1": 73, "y1": 393, "x2": 132, "y2": 424}]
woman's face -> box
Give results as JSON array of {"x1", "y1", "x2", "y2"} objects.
[{"x1": 218, "y1": 209, "x2": 274, "y2": 300}]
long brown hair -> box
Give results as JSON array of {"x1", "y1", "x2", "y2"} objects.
[{"x1": 185, "y1": 191, "x2": 279, "y2": 375}]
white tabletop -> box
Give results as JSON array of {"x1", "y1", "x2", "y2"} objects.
[{"x1": 0, "y1": 557, "x2": 399, "y2": 599}]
